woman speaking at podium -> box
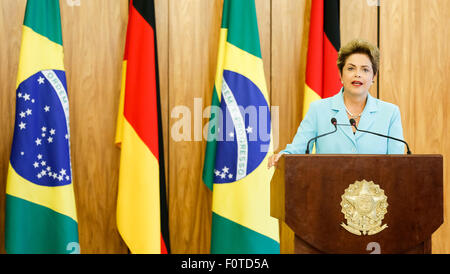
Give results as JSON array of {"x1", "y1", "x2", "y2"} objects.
[{"x1": 268, "y1": 39, "x2": 405, "y2": 168}]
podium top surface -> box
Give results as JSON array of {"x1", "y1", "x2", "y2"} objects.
[{"x1": 283, "y1": 154, "x2": 443, "y2": 158}]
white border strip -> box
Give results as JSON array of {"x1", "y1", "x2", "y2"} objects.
[
  {"x1": 222, "y1": 78, "x2": 248, "y2": 180},
  {"x1": 41, "y1": 70, "x2": 73, "y2": 175}
]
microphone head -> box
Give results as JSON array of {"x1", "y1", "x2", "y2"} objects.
[
  {"x1": 331, "y1": 118, "x2": 337, "y2": 125},
  {"x1": 349, "y1": 118, "x2": 356, "y2": 126}
]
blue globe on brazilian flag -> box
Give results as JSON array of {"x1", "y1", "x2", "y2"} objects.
[{"x1": 203, "y1": 0, "x2": 280, "y2": 254}]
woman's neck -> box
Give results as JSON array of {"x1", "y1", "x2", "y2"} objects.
[{"x1": 343, "y1": 90, "x2": 368, "y2": 114}]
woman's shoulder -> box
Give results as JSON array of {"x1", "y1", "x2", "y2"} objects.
[
  {"x1": 373, "y1": 97, "x2": 401, "y2": 113},
  {"x1": 308, "y1": 96, "x2": 335, "y2": 110}
]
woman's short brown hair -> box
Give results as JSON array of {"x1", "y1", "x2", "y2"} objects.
[{"x1": 337, "y1": 39, "x2": 380, "y2": 76}]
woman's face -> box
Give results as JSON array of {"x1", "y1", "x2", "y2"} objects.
[{"x1": 339, "y1": 53, "x2": 375, "y2": 97}]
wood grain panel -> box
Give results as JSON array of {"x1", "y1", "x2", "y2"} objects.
[
  {"x1": 340, "y1": 0, "x2": 378, "y2": 98},
  {"x1": 255, "y1": 0, "x2": 271, "y2": 96},
  {"x1": 340, "y1": 0, "x2": 378, "y2": 46},
  {"x1": 60, "y1": 0, "x2": 129, "y2": 254},
  {"x1": 380, "y1": 0, "x2": 450, "y2": 254},
  {"x1": 271, "y1": 0, "x2": 309, "y2": 154},
  {"x1": 271, "y1": 0, "x2": 310, "y2": 254},
  {"x1": 0, "y1": 0, "x2": 26, "y2": 254},
  {"x1": 168, "y1": 0, "x2": 221, "y2": 254}
]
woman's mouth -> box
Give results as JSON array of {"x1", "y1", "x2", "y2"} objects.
[{"x1": 351, "y1": 81, "x2": 363, "y2": 86}]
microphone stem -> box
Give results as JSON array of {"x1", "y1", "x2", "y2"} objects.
[
  {"x1": 355, "y1": 127, "x2": 411, "y2": 154},
  {"x1": 305, "y1": 126, "x2": 337, "y2": 154}
]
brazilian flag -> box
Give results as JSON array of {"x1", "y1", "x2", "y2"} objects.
[
  {"x1": 202, "y1": 0, "x2": 280, "y2": 253},
  {"x1": 5, "y1": 0, "x2": 79, "y2": 254}
]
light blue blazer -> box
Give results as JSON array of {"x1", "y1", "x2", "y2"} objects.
[{"x1": 281, "y1": 89, "x2": 405, "y2": 154}]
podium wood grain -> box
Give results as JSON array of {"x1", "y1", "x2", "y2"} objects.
[{"x1": 272, "y1": 154, "x2": 443, "y2": 254}]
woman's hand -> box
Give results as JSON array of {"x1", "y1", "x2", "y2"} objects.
[{"x1": 267, "y1": 153, "x2": 283, "y2": 169}]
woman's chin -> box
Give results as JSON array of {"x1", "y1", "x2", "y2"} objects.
[{"x1": 345, "y1": 86, "x2": 368, "y2": 97}]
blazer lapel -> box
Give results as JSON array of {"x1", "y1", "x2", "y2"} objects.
[
  {"x1": 331, "y1": 89, "x2": 357, "y2": 146},
  {"x1": 355, "y1": 93, "x2": 378, "y2": 140}
]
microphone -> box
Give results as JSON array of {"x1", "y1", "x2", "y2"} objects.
[
  {"x1": 349, "y1": 118, "x2": 411, "y2": 154},
  {"x1": 305, "y1": 118, "x2": 338, "y2": 154}
]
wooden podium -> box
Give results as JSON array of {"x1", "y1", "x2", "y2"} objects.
[{"x1": 270, "y1": 155, "x2": 443, "y2": 254}]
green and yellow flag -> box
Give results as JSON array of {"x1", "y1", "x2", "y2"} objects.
[
  {"x1": 202, "y1": 0, "x2": 280, "y2": 253},
  {"x1": 5, "y1": 0, "x2": 79, "y2": 254}
]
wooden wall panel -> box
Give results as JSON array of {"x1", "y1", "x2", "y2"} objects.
[
  {"x1": 167, "y1": 0, "x2": 221, "y2": 254},
  {"x1": 60, "y1": 0, "x2": 129, "y2": 254},
  {"x1": 0, "y1": 0, "x2": 26, "y2": 255},
  {"x1": 271, "y1": 0, "x2": 310, "y2": 254},
  {"x1": 255, "y1": 0, "x2": 272, "y2": 97},
  {"x1": 271, "y1": 0, "x2": 309, "y2": 154},
  {"x1": 340, "y1": 0, "x2": 378, "y2": 45},
  {"x1": 340, "y1": 0, "x2": 378, "y2": 98},
  {"x1": 380, "y1": 0, "x2": 450, "y2": 254}
]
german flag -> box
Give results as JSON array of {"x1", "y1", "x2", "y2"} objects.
[
  {"x1": 115, "y1": 0, "x2": 170, "y2": 254},
  {"x1": 303, "y1": 0, "x2": 341, "y2": 116}
]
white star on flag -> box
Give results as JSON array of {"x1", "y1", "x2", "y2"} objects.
[
  {"x1": 222, "y1": 166, "x2": 229, "y2": 174},
  {"x1": 38, "y1": 77, "x2": 45, "y2": 84}
]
